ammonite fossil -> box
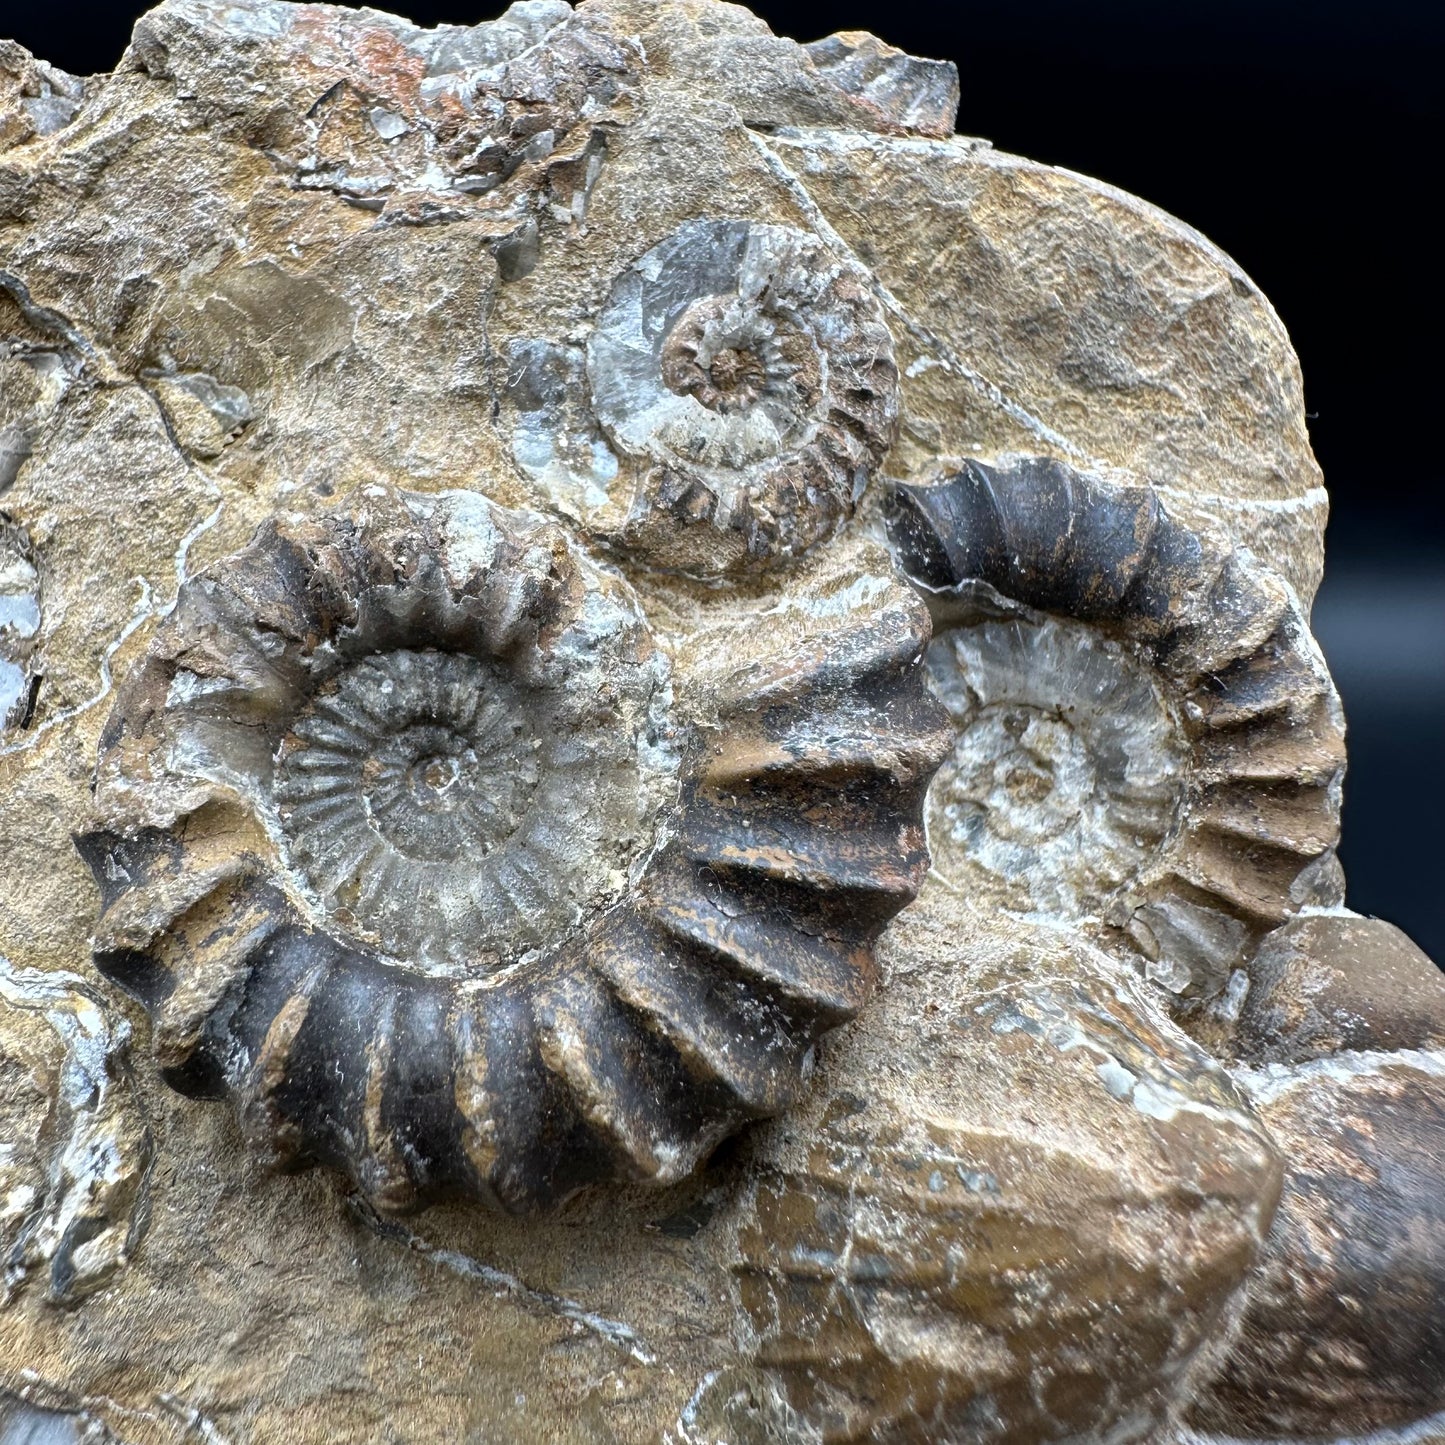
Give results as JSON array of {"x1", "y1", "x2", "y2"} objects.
[
  {"x1": 886, "y1": 455, "x2": 1346, "y2": 1009},
  {"x1": 75, "y1": 488, "x2": 949, "y2": 1214},
  {"x1": 922, "y1": 613, "x2": 1188, "y2": 919},
  {"x1": 573, "y1": 218, "x2": 899, "y2": 575}
]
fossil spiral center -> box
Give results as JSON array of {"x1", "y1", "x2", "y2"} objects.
[
  {"x1": 704, "y1": 347, "x2": 767, "y2": 409},
  {"x1": 363, "y1": 722, "x2": 506, "y2": 862},
  {"x1": 924, "y1": 615, "x2": 1187, "y2": 919},
  {"x1": 273, "y1": 648, "x2": 559, "y2": 965},
  {"x1": 952, "y1": 707, "x2": 1098, "y2": 846},
  {"x1": 312, "y1": 653, "x2": 537, "y2": 867},
  {"x1": 412, "y1": 752, "x2": 467, "y2": 801},
  {"x1": 659, "y1": 293, "x2": 818, "y2": 426}
]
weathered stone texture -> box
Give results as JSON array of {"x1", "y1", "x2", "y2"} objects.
[
  {"x1": 729, "y1": 905, "x2": 1283, "y2": 1443},
  {"x1": 1234, "y1": 912, "x2": 1445, "y2": 1064}
]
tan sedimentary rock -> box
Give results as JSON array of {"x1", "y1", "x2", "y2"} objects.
[
  {"x1": 0, "y1": 40, "x2": 81, "y2": 155},
  {"x1": 758, "y1": 129, "x2": 1329, "y2": 601},
  {"x1": 0, "y1": 0, "x2": 1428, "y2": 1439},
  {"x1": 728, "y1": 907, "x2": 1283, "y2": 1443}
]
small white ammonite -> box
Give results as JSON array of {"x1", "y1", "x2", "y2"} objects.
[
  {"x1": 580, "y1": 218, "x2": 900, "y2": 574},
  {"x1": 76, "y1": 488, "x2": 949, "y2": 1214},
  {"x1": 924, "y1": 614, "x2": 1187, "y2": 918},
  {"x1": 887, "y1": 456, "x2": 1346, "y2": 1011}
]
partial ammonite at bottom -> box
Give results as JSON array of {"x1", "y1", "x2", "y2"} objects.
[{"x1": 75, "y1": 488, "x2": 949, "y2": 1213}]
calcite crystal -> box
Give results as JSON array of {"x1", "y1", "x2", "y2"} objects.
[{"x1": 1, "y1": 1, "x2": 1440, "y2": 1441}]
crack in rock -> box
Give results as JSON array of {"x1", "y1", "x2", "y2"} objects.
[{"x1": 348, "y1": 1198, "x2": 655, "y2": 1365}]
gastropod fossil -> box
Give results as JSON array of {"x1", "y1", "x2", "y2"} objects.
[{"x1": 76, "y1": 488, "x2": 949, "y2": 1214}]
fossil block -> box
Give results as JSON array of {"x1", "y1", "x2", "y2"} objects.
[{"x1": 0, "y1": 0, "x2": 1423, "y2": 1439}]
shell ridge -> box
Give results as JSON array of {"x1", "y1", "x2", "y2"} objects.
[
  {"x1": 886, "y1": 455, "x2": 1346, "y2": 1008},
  {"x1": 77, "y1": 486, "x2": 946, "y2": 1213}
]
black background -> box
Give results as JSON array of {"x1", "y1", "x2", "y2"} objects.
[{"x1": 8, "y1": 0, "x2": 1443, "y2": 958}]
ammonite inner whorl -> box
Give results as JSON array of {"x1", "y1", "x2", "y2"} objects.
[
  {"x1": 585, "y1": 219, "x2": 900, "y2": 574},
  {"x1": 925, "y1": 615, "x2": 1188, "y2": 918},
  {"x1": 76, "y1": 489, "x2": 949, "y2": 1214},
  {"x1": 887, "y1": 456, "x2": 1345, "y2": 1008}
]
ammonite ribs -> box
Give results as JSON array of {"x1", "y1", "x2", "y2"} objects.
[
  {"x1": 76, "y1": 489, "x2": 948, "y2": 1213},
  {"x1": 586, "y1": 218, "x2": 900, "y2": 575},
  {"x1": 886, "y1": 456, "x2": 1346, "y2": 1005}
]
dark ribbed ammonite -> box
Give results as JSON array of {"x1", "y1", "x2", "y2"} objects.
[
  {"x1": 76, "y1": 489, "x2": 949, "y2": 1213},
  {"x1": 886, "y1": 456, "x2": 1345, "y2": 1010},
  {"x1": 584, "y1": 218, "x2": 900, "y2": 574}
]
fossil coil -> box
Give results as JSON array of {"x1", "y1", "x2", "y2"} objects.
[
  {"x1": 76, "y1": 489, "x2": 949, "y2": 1213},
  {"x1": 886, "y1": 457, "x2": 1346, "y2": 1005},
  {"x1": 584, "y1": 218, "x2": 901, "y2": 574}
]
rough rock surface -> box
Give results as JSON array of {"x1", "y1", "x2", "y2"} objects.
[
  {"x1": 0, "y1": 0, "x2": 1437, "y2": 1441},
  {"x1": 1233, "y1": 912, "x2": 1445, "y2": 1064},
  {"x1": 0, "y1": 959, "x2": 151, "y2": 1310},
  {"x1": 728, "y1": 907, "x2": 1282, "y2": 1443},
  {"x1": 887, "y1": 455, "x2": 1347, "y2": 1019}
]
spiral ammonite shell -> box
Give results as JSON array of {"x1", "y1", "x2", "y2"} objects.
[
  {"x1": 584, "y1": 218, "x2": 901, "y2": 574},
  {"x1": 923, "y1": 614, "x2": 1188, "y2": 918},
  {"x1": 886, "y1": 456, "x2": 1346, "y2": 1007},
  {"x1": 76, "y1": 489, "x2": 948, "y2": 1213}
]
